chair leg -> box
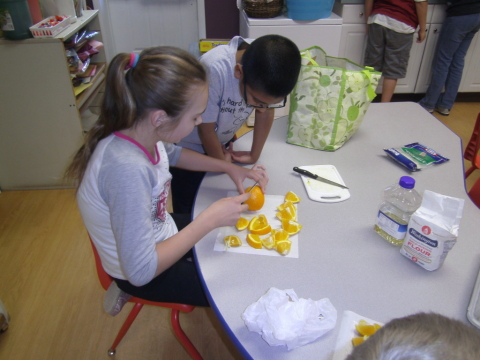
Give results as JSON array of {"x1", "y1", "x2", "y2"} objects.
[
  {"x1": 108, "y1": 303, "x2": 144, "y2": 356},
  {"x1": 170, "y1": 309, "x2": 203, "y2": 360},
  {"x1": 465, "y1": 166, "x2": 475, "y2": 178}
]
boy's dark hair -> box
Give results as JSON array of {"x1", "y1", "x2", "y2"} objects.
[{"x1": 241, "y1": 34, "x2": 301, "y2": 98}]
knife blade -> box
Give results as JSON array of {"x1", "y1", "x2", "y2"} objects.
[
  {"x1": 293, "y1": 167, "x2": 349, "y2": 189},
  {"x1": 246, "y1": 181, "x2": 259, "y2": 192}
]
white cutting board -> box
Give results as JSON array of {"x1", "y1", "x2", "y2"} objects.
[{"x1": 297, "y1": 165, "x2": 350, "y2": 203}]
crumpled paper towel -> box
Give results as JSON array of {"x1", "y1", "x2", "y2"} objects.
[{"x1": 241, "y1": 287, "x2": 337, "y2": 350}]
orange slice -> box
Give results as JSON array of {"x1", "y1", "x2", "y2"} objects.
[
  {"x1": 248, "y1": 215, "x2": 271, "y2": 235},
  {"x1": 223, "y1": 235, "x2": 242, "y2": 248},
  {"x1": 261, "y1": 235, "x2": 276, "y2": 250},
  {"x1": 352, "y1": 337, "x2": 365, "y2": 347},
  {"x1": 272, "y1": 228, "x2": 290, "y2": 243},
  {"x1": 246, "y1": 233, "x2": 262, "y2": 249},
  {"x1": 285, "y1": 191, "x2": 301, "y2": 203},
  {"x1": 244, "y1": 186, "x2": 265, "y2": 211},
  {"x1": 355, "y1": 320, "x2": 377, "y2": 336},
  {"x1": 235, "y1": 217, "x2": 249, "y2": 231},
  {"x1": 282, "y1": 219, "x2": 303, "y2": 235},
  {"x1": 275, "y1": 240, "x2": 292, "y2": 256}
]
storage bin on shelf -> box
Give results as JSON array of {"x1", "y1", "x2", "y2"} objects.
[
  {"x1": 244, "y1": 0, "x2": 284, "y2": 18},
  {"x1": 29, "y1": 15, "x2": 71, "y2": 38}
]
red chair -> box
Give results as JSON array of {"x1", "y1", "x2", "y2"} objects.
[
  {"x1": 89, "y1": 238, "x2": 203, "y2": 359},
  {"x1": 464, "y1": 112, "x2": 480, "y2": 178},
  {"x1": 468, "y1": 177, "x2": 480, "y2": 208}
]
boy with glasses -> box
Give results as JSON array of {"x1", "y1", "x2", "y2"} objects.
[{"x1": 171, "y1": 35, "x2": 301, "y2": 214}]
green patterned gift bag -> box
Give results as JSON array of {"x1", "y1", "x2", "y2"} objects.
[{"x1": 287, "y1": 46, "x2": 381, "y2": 151}]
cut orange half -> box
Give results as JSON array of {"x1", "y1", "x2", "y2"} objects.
[
  {"x1": 235, "y1": 217, "x2": 249, "y2": 231},
  {"x1": 246, "y1": 233, "x2": 262, "y2": 249},
  {"x1": 224, "y1": 235, "x2": 242, "y2": 248}
]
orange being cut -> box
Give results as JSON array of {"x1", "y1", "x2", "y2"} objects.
[
  {"x1": 224, "y1": 235, "x2": 242, "y2": 248},
  {"x1": 282, "y1": 219, "x2": 303, "y2": 235},
  {"x1": 244, "y1": 186, "x2": 265, "y2": 211},
  {"x1": 235, "y1": 217, "x2": 249, "y2": 231},
  {"x1": 248, "y1": 215, "x2": 271, "y2": 235},
  {"x1": 285, "y1": 191, "x2": 301, "y2": 203},
  {"x1": 246, "y1": 233, "x2": 263, "y2": 249}
]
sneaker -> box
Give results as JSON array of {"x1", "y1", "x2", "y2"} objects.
[
  {"x1": 104, "y1": 282, "x2": 131, "y2": 316},
  {"x1": 418, "y1": 103, "x2": 433, "y2": 114},
  {"x1": 435, "y1": 106, "x2": 450, "y2": 116}
]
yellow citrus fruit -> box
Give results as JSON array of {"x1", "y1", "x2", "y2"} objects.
[
  {"x1": 261, "y1": 235, "x2": 276, "y2": 249},
  {"x1": 275, "y1": 240, "x2": 292, "y2": 256},
  {"x1": 282, "y1": 219, "x2": 303, "y2": 235},
  {"x1": 355, "y1": 320, "x2": 377, "y2": 337},
  {"x1": 244, "y1": 186, "x2": 265, "y2": 211},
  {"x1": 352, "y1": 337, "x2": 365, "y2": 347},
  {"x1": 277, "y1": 201, "x2": 297, "y2": 217},
  {"x1": 272, "y1": 228, "x2": 290, "y2": 243},
  {"x1": 235, "y1": 217, "x2": 249, "y2": 231},
  {"x1": 246, "y1": 233, "x2": 262, "y2": 249},
  {"x1": 276, "y1": 207, "x2": 297, "y2": 221},
  {"x1": 373, "y1": 323, "x2": 382, "y2": 331},
  {"x1": 285, "y1": 191, "x2": 301, "y2": 203},
  {"x1": 248, "y1": 215, "x2": 271, "y2": 235},
  {"x1": 223, "y1": 235, "x2": 242, "y2": 247}
]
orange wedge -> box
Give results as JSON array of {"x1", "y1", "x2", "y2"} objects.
[
  {"x1": 261, "y1": 235, "x2": 276, "y2": 250},
  {"x1": 352, "y1": 337, "x2": 365, "y2": 347},
  {"x1": 248, "y1": 215, "x2": 271, "y2": 235},
  {"x1": 355, "y1": 320, "x2": 377, "y2": 337},
  {"x1": 272, "y1": 228, "x2": 290, "y2": 243},
  {"x1": 246, "y1": 233, "x2": 262, "y2": 249},
  {"x1": 235, "y1": 217, "x2": 249, "y2": 231},
  {"x1": 282, "y1": 219, "x2": 303, "y2": 235},
  {"x1": 224, "y1": 235, "x2": 242, "y2": 248},
  {"x1": 276, "y1": 240, "x2": 292, "y2": 256},
  {"x1": 285, "y1": 191, "x2": 301, "y2": 203}
]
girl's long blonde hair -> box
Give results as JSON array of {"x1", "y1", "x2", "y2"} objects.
[{"x1": 65, "y1": 46, "x2": 206, "y2": 187}]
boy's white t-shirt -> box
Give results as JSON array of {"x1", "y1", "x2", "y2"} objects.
[
  {"x1": 176, "y1": 36, "x2": 254, "y2": 153},
  {"x1": 77, "y1": 133, "x2": 182, "y2": 286}
]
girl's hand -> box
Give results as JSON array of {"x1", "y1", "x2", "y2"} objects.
[
  {"x1": 226, "y1": 163, "x2": 268, "y2": 194},
  {"x1": 229, "y1": 150, "x2": 256, "y2": 164},
  {"x1": 201, "y1": 193, "x2": 250, "y2": 228}
]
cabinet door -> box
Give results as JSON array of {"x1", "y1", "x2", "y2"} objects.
[
  {"x1": 459, "y1": 31, "x2": 480, "y2": 92},
  {"x1": 338, "y1": 24, "x2": 368, "y2": 65},
  {"x1": 414, "y1": 24, "x2": 442, "y2": 93}
]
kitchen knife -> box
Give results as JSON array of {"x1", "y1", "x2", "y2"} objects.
[{"x1": 293, "y1": 167, "x2": 349, "y2": 189}]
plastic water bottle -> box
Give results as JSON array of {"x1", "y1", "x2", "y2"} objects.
[{"x1": 374, "y1": 176, "x2": 422, "y2": 245}]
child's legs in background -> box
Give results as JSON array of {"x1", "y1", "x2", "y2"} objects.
[
  {"x1": 365, "y1": 24, "x2": 412, "y2": 102},
  {"x1": 170, "y1": 167, "x2": 206, "y2": 214}
]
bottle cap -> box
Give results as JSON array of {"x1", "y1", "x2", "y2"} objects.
[{"x1": 399, "y1": 176, "x2": 415, "y2": 189}]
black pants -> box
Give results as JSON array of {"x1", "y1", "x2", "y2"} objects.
[
  {"x1": 114, "y1": 213, "x2": 209, "y2": 307},
  {"x1": 169, "y1": 167, "x2": 205, "y2": 215}
]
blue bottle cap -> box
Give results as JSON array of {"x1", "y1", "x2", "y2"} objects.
[{"x1": 399, "y1": 176, "x2": 415, "y2": 189}]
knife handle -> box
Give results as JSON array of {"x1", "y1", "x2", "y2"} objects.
[{"x1": 293, "y1": 167, "x2": 315, "y2": 178}]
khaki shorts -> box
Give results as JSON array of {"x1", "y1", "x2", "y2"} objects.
[{"x1": 364, "y1": 23, "x2": 414, "y2": 79}]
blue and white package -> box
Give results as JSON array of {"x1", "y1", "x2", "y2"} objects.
[{"x1": 384, "y1": 143, "x2": 449, "y2": 171}]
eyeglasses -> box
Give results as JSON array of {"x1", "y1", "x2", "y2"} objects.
[{"x1": 243, "y1": 78, "x2": 286, "y2": 109}]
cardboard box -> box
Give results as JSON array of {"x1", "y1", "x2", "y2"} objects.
[{"x1": 199, "y1": 39, "x2": 229, "y2": 54}]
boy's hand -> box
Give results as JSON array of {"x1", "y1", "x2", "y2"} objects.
[
  {"x1": 417, "y1": 29, "x2": 427, "y2": 43},
  {"x1": 229, "y1": 150, "x2": 256, "y2": 164}
]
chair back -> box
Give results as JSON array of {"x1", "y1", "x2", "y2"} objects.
[
  {"x1": 468, "y1": 177, "x2": 480, "y2": 208},
  {"x1": 464, "y1": 112, "x2": 480, "y2": 164},
  {"x1": 89, "y1": 237, "x2": 114, "y2": 291}
]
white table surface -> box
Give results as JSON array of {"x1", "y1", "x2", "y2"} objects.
[{"x1": 193, "y1": 102, "x2": 480, "y2": 360}]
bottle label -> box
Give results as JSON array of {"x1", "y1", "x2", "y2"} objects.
[{"x1": 376, "y1": 210, "x2": 407, "y2": 239}]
